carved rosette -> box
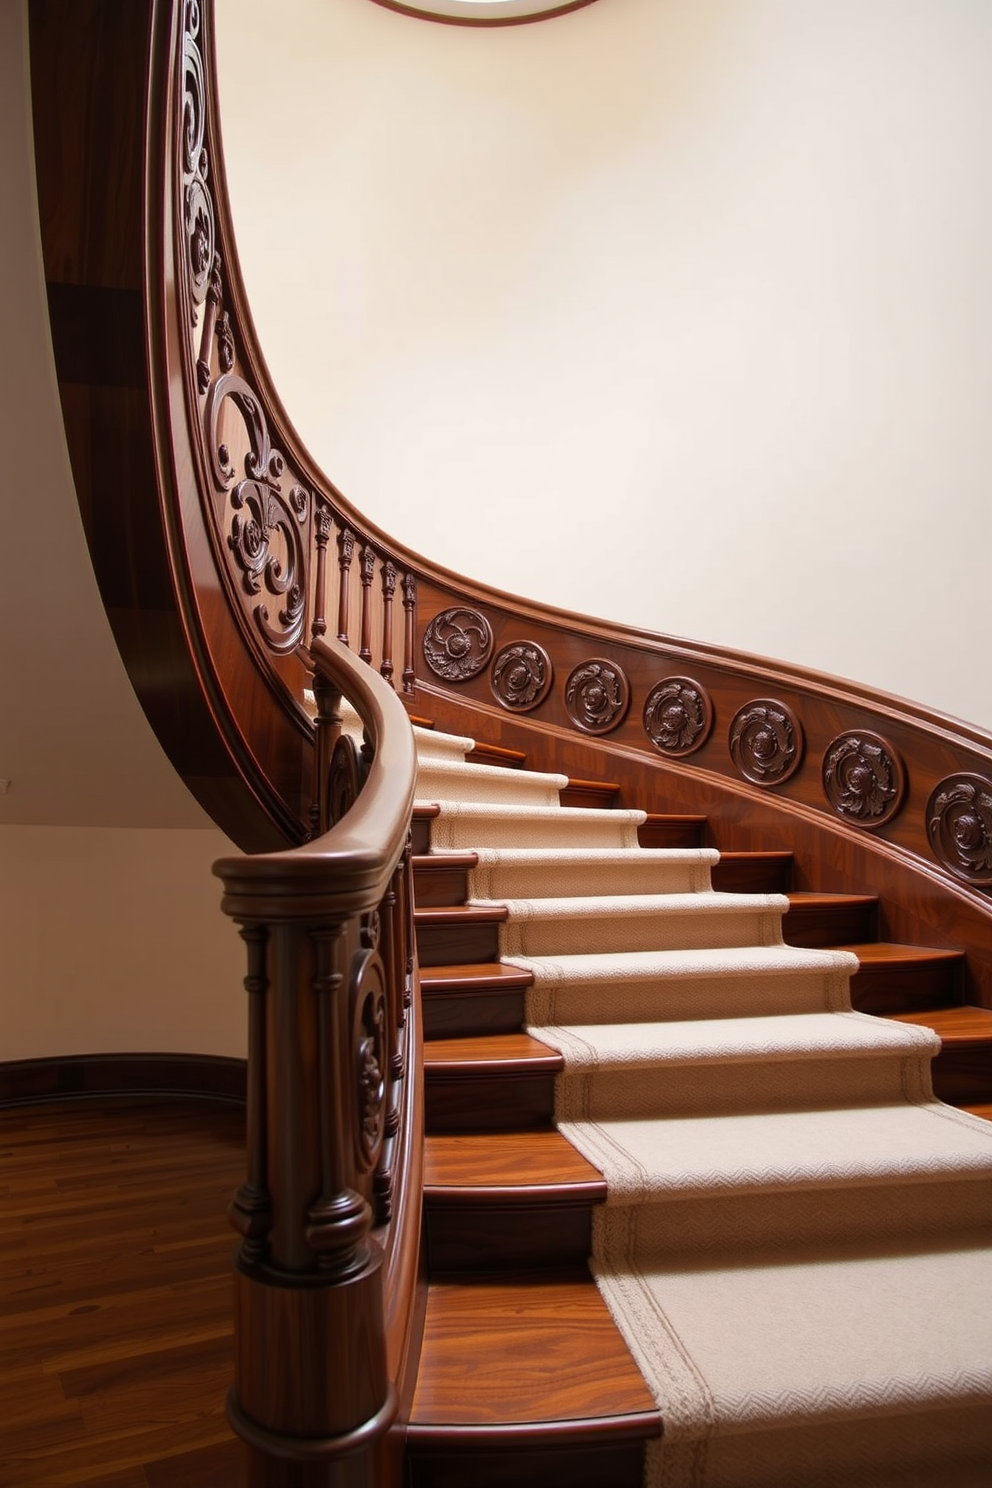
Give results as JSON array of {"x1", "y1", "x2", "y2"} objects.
[
  {"x1": 491, "y1": 641, "x2": 553, "y2": 712},
  {"x1": 822, "y1": 731, "x2": 906, "y2": 828},
  {"x1": 926, "y1": 774, "x2": 992, "y2": 886},
  {"x1": 565, "y1": 659, "x2": 630, "y2": 735},
  {"x1": 729, "y1": 699, "x2": 803, "y2": 786},
  {"x1": 423, "y1": 608, "x2": 493, "y2": 681},
  {"x1": 643, "y1": 677, "x2": 713, "y2": 757},
  {"x1": 350, "y1": 950, "x2": 387, "y2": 1173}
]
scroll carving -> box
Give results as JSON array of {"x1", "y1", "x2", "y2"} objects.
[
  {"x1": 927, "y1": 774, "x2": 992, "y2": 886},
  {"x1": 644, "y1": 676, "x2": 713, "y2": 757},
  {"x1": 181, "y1": 9, "x2": 214, "y2": 326},
  {"x1": 729, "y1": 699, "x2": 803, "y2": 786},
  {"x1": 491, "y1": 641, "x2": 553, "y2": 712},
  {"x1": 350, "y1": 949, "x2": 388, "y2": 1174},
  {"x1": 565, "y1": 659, "x2": 630, "y2": 735},
  {"x1": 423, "y1": 607, "x2": 493, "y2": 682},
  {"x1": 204, "y1": 374, "x2": 308, "y2": 653},
  {"x1": 822, "y1": 731, "x2": 906, "y2": 828}
]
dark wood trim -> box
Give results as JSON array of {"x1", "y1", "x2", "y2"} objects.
[
  {"x1": 0, "y1": 1052, "x2": 247, "y2": 1108},
  {"x1": 366, "y1": 0, "x2": 600, "y2": 29}
]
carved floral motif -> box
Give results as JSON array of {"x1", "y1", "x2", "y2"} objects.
[
  {"x1": 729, "y1": 699, "x2": 803, "y2": 786},
  {"x1": 491, "y1": 641, "x2": 553, "y2": 712},
  {"x1": 565, "y1": 659, "x2": 630, "y2": 735},
  {"x1": 423, "y1": 608, "x2": 493, "y2": 681},
  {"x1": 822, "y1": 731, "x2": 905, "y2": 828},
  {"x1": 927, "y1": 774, "x2": 992, "y2": 885},
  {"x1": 644, "y1": 677, "x2": 713, "y2": 757},
  {"x1": 350, "y1": 950, "x2": 387, "y2": 1173}
]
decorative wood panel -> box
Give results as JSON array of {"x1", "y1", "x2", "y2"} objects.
[
  {"x1": 822, "y1": 730, "x2": 906, "y2": 829},
  {"x1": 564, "y1": 659, "x2": 630, "y2": 735},
  {"x1": 491, "y1": 640, "x2": 553, "y2": 712},
  {"x1": 643, "y1": 676, "x2": 713, "y2": 757}
]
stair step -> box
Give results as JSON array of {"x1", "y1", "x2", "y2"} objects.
[
  {"x1": 413, "y1": 852, "x2": 477, "y2": 907},
  {"x1": 416, "y1": 905, "x2": 507, "y2": 966},
  {"x1": 466, "y1": 740, "x2": 527, "y2": 768},
  {"x1": 413, "y1": 803, "x2": 441, "y2": 854},
  {"x1": 559, "y1": 777, "x2": 620, "y2": 810},
  {"x1": 420, "y1": 963, "x2": 534, "y2": 1038},
  {"x1": 423, "y1": 1130, "x2": 605, "y2": 1271},
  {"x1": 963, "y1": 1103, "x2": 992, "y2": 1122},
  {"x1": 885, "y1": 1005, "x2": 992, "y2": 1106},
  {"x1": 712, "y1": 850, "x2": 793, "y2": 893},
  {"x1": 407, "y1": 1276, "x2": 659, "y2": 1488},
  {"x1": 846, "y1": 943, "x2": 965, "y2": 1014},
  {"x1": 425, "y1": 1034, "x2": 561, "y2": 1132},
  {"x1": 637, "y1": 813, "x2": 707, "y2": 849},
  {"x1": 783, "y1": 891, "x2": 877, "y2": 947}
]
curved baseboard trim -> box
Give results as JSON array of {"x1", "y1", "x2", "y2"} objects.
[{"x1": 0, "y1": 1053, "x2": 247, "y2": 1108}]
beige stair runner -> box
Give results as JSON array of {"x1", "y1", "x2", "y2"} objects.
[{"x1": 414, "y1": 727, "x2": 992, "y2": 1488}]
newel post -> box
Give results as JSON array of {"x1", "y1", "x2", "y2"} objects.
[{"x1": 218, "y1": 862, "x2": 397, "y2": 1487}]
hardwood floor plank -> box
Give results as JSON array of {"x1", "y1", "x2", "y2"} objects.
[{"x1": 0, "y1": 1099, "x2": 243, "y2": 1486}]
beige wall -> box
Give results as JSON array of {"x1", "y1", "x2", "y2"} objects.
[
  {"x1": 1, "y1": 2, "x2": 243, "y2": 1064},
  {"x1": 217, "y1": 0, "x2": 992, "y2": 729}
]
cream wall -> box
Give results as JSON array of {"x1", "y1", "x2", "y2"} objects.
[
  {"x1": 216, "y1": 0, "x2": 992, "y2": 729},
  {"x1": 1, "y1": 2, "x2": 244, "y2": 1064}
]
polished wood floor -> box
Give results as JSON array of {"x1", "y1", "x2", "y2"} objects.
[{"x1": 0, "y1": 1098, "x2": 246, "y2": 1487}]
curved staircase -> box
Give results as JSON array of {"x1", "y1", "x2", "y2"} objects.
[{"x1": 407, "y1": 722, "x2": 992, "y2": 1488}]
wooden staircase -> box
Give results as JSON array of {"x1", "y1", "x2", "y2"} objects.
[{"x1": 406, "y1": 735, "x2": 992, "y2": 1487}]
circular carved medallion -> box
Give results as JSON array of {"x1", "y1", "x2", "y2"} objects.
[
  {"x1": 491, "y1": 641, "x2": 553, "y2": 712},
  {"x1": 643, "y1": 676, "x2": 714, "y2": 758},
  {"x1": 822, "y1": 731, "x2": 906, "y2": 828},
  {"x1": 423, "y1": 608, "x2": 493, "y2": 681},
  {"x1": 564, "y1": 659, "x2": 630, "y2": 735},
  {"x1": 926, "y1": 773, "x2": 992, "y2": 886},
  {"x1": 729, "y1": 699, "x2": 803, "y2": 786}
]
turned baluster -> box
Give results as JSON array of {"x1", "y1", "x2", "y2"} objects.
[
  {"x1": 380, "y1": 562, "x2": 397, "y2": 686},
  {"x1": 336, "y1": 527, "x2": 355, "y2": 646},
  {"x1": 402, "y1": 571, "x2": 417, "y2": 696},
  {"x1": 359, "y1": 545, "x2": 376, "y2": 665},
  {"x1": 311, "y1": 504, "x2": 333, "y2": 643}
]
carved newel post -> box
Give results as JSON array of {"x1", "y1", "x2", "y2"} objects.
[{"x1": 216, "y1": 853, "x2": 396, "y2": 1487}]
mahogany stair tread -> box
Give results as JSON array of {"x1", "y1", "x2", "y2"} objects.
[
  {"x1": 420, "y1": 963, "x2": 534, "y2": 993},
  {"x1": 425, "y1": 1129, "x2": 605, "y2": 1196},
  {"x1": 884, "y1": 1004, "x2": 992, "y2": 1044},
  {"x1": 410, "y1": 1276, "x2": 659, "y2": 1427},
  {"x1": 425, "y1": 1033, "x2": 562, "y2": 1073}
]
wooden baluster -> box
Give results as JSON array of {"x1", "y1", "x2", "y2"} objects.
[
  {"x1": 311, "y1": 504, "x2": 333, "y2": 643},
  {"x1": 359, "y1": 546, "x2": 375, "y2": 666},
  {"x1": 310, "y1": 668, "x2": 343, "y2": 838},
  {"x1": 380, "y1": 562, "x2": 396, "y2": 687},
  {"x1": 402, "y1": 571, "x2": 417, "y2": 696},
  {"x1": 336, "y1": 527, "x2": 355, "y2": 646}
]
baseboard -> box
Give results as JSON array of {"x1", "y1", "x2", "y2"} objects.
[{"x1": 0, "y1": 1053, "x2": 247, "y2": 1107}]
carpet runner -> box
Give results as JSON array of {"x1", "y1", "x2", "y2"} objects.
[{"x1": 414, "y1": 725, "x2": 992, "y2": 1487}]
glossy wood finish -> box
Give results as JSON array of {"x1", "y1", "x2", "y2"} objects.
[
  {"x1": 0, "y1": 1098, "x2": 245, "y2": 1486},
  {"x1": 425, "y1": 1034, "x2": 561, "y2": 1132}
]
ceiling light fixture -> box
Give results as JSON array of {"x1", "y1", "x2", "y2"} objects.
[{"x1": 367, "y1": 0, "x2": 600, "y2": 26}]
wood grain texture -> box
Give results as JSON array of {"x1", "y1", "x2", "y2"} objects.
[{"x1": 0, "y1": 1098, "x2": 245, "y2": 1487}]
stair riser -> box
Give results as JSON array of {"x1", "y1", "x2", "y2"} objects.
[
  {"x1": 851, "y1": 964, "x2": 963, "y2": 1015},
  {"x1": 931, "y1": 1047, "x2": 992, "y2": 1105},
  {"x1": 426, "y1": 1072, "x2": 555, "y2": 1132},
  {"x1": 417, "y1": 922, "x2": 501, "y2": 966},
  {"x1": 423, "y1": 989, "x2": 527, "y2": 1039},
  {"x1": 414, "y1": 864, "x2": 471, "y2": 906},
  {"x1": 407, "y1": 1440, "x2": 647, "y2": 1488},
  {"x1": 785, "y1": 903, "x2": 876, "y2": 946},
  {"x1": 424, "y1": 1203, "x2": 594, "y2": 1273}
]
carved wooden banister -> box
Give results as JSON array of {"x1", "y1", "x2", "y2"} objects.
[{"x1": 214, "y1": 635, "x2": 419, "y2": 1484}]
